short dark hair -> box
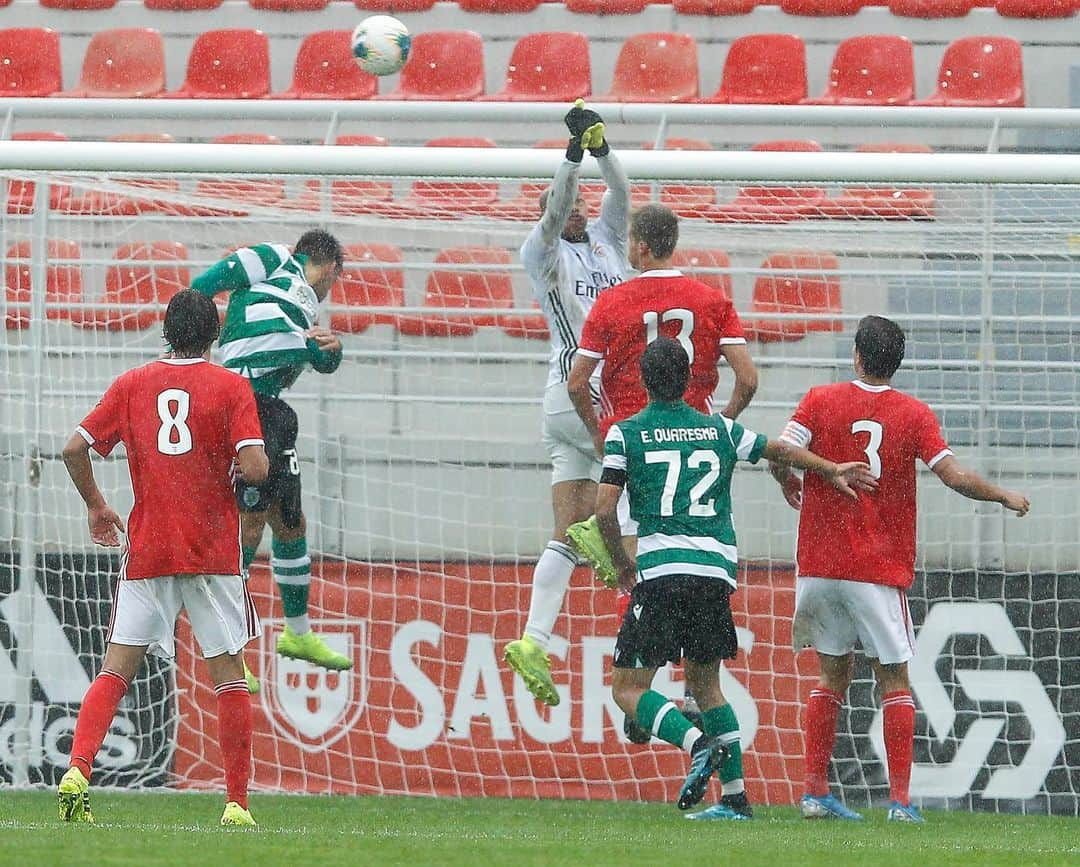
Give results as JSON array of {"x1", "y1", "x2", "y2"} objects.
[
  {"x1": 641, "y1": 337, "x2": 690, "y2": 402},
  {"x1": 294, "y1": 229, "x2": 343, "y2": 270},
  {"x1": 630, "y1": 204, "x2": 679, "y2": 260},
  {"x1": 163, "y1": 290, "x2": 220, "y2": 357},
  {"x1": 855, "y1": 315, "x2": 906, "y2": 379}
]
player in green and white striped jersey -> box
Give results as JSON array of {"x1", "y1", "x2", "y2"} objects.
[
  {"x1": 597, "y1": 338, "x2": 875, "y2": 817},
  {"x1": 192, "y1": 230, "x2": 350, "y2": 691}
]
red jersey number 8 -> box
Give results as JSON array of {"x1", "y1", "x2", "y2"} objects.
[{"x1": 157, "y1": 388, "x2": 193, "y2": 456}]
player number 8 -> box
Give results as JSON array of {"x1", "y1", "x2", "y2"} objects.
[{"x1": 157, "y1": 388, "x2": 193, "y2": 456}]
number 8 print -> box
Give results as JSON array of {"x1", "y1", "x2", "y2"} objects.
[{"x1": 157, "y1": 388, "x2": 193, "y2": 455}]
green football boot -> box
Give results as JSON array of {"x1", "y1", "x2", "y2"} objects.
[
  {"x1": 220, "y1": 801, "x2": 257, "y2": 827},
  {"x1": 504, "y1": 635, "x2": 559, "y2": 706},
  {"x1": 566, "y1": 515, "x2": 617, "y2": 589},
  {"x1": 57, "y1": 767, "x2": 93, "y2": 824},
  {"x1": 276, "y1": 627, "x2": 352, "y2": 671}
]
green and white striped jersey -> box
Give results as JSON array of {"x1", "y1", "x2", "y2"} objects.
[
  {"x1": 603, "y1": 400, "x2": 767, "y2": 588},
  {"x1": 191, "y1": 243, "x2": 341, "y2": 398}
]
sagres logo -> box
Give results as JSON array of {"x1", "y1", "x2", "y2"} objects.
[
  {"x1": 259, "y1": 619, "x2": 367, "y2": 752},
  {"x1": 870, "y1": 602, "x2": 1066, "y2": 800}
]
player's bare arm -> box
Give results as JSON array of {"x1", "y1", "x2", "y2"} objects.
[
  {"x1": 567, "y1": 353, "x2": 603, "y2": 455},
  {"x1": 717, "y1": 343, "x2": 759, "y2": 420},
  {"x1": 932, "y1": 455, "x2": 1030, "y2": 516},
  {"x1": 235, "y1": 443, "x2": 270, "y2": 486},
  {"x1": 595, "y1": 481, "x2": 636, "y2": 592},
  {"x1": 61, "y1": 433, "x2": 125, "y2": 547},
  {"x1": 763, "y1": 438, "x2": 878, "y2": 501},
  {"x1": 768, "y1": 460, "x2": 804, "y2": 510}
]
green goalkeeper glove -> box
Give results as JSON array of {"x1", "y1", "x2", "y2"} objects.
[{"x1": 564, "y1": 98, "x2": 608, "y2": 162}]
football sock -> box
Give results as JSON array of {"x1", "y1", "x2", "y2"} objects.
[
  {"x1": 883, "y1": 690, "x2": 916, "y2": 805},
  {"x1": 702, "y1": 702, "x2": 744, "y2": 796},
  {"x1": 215, "y1": 679, "x2": 252, "y2": 810},
  {"x1": 69, "y1": 669, "x2": 128, "y2": 781},
  {"x1": 242, "y1": 545, "x2": 257, "y2": 573},
  {"x1": 522, "y1": 541, "x2": 577, "y2": 650},
  {"x1": 272, "y1": 536, "x2": 311, "y2": 635},
  {"x1": 636, "y1": 690, "x2": 704, "y2": 754},
  {"x1": 803, "y1": 687, "x2": 843, "y2": 797}
]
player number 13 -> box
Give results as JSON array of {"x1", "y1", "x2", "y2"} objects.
[
  {"x1": 851, "y1": 419, "x2": 882, "y2": 479},
  {"x1": 643, "y1": 309, "x2": 695, "y2": 363}
]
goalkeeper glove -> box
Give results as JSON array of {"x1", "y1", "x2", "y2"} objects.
[{"x1": 563, "y1": 98, "x2": 607, "y2": 162}]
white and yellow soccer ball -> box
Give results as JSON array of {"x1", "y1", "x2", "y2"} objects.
[{"x1": 351, "y1": 16, "x2": 411, "y2": 77}]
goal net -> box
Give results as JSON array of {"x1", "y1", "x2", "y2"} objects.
[{"x1": 1, "y1": 154, "x2": 1077, "y2": 815}]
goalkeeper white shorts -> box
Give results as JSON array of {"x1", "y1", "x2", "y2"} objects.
[
  {"x1": 108, "y1": 574, "x2": 260, "y2": 660},
  {"x1": 542, "y1": 409, "x2": 601, "y2": 485},
  {"x1": 792, "y1": 576, "x2": 915, "y2": 665}
]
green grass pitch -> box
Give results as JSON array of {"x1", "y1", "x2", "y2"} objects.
[{"x1": 3, "y1": 790, "x2": 1077, "y2": 867}]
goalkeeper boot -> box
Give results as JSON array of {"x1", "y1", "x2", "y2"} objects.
[
  {"x1": 566, "y1": 516, "x2": 617, "y2": 589},
  {"x1": 678, "y1": 736, "x2": 729, "y2": 811},
  {"x1": 220, "y1": 801, "x2": 257, "y2": 827},
  {"x1": 276, "y1": 627, "x2": 352, "y2": 671},
  {"x1": 887, "y1": 801, "x2": 925, "y2": 824},
  {"x1": 800, "y1": 793, "x2": 864, "y2": 821},
  {"x1": 504, "y1": 635, "x2": 559, "y2": 707},
  {"x1": 685, "y1": 802, "x2": 750, "y2": 822},
  {"x1": 57, "y1": 767, "x2": 93, "y2": 824},
  {"x1": 243, "y1": 660, "x2": 260, "y2": 695}
]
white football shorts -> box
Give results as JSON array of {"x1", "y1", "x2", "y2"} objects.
[
  {"x1": 542, "y1": 409, "x2": 601, "y2": 486},
  {"x1": 108, "y1": 574, "x2": 260, "y2": 660},
  {"x1": 792, "y1": 575, "x2": 916, "y2": 665}
]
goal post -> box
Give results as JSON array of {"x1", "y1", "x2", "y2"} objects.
[{"x1": 0, "y1": 143, "x2": 1077, "y2": 814}]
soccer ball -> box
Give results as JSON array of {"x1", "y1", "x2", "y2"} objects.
[{"x1": 351, "y1": 16, "x2": 411, "y2": 77}]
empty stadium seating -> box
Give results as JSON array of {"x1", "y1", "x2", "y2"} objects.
[
  {"x1": 704, "y1": 34, "x2": 807, "y2": 104},
  {"x1": 995, "y1": 0, "x2": 1077, "y2": 17},
  {"x1": 672, "y1": 0, "x2": 759, "y2": 12},
  {"x1": 745, "y1": 252, "x2": 843, "y2": 342},
  {"x1": 780, "y1": 0, "x2": 864, "y2": 13},
  {"x1": 459, "y1": 0, "x2": 542, "y2": 12},
  {"x1": 819, "y1": 142, "x2": 936, "y2": 219},
  {"x1": 670, "y1": 249, "x2": 733, "y2": 297},
  {"x1": 61, "y1": 28, "x2": 166, "y2": 98},
  {"x1": 354, "y1": 0, "x2": 436, "y2": 10},
  {"x1": 0, "y1": 28, "x2": 61, "y2": 97},
  {"x1": 5, "y1": 240, "x2": 82, "y2": 329},
  {"x1": 299, "y1": 136, "x2": 394, "y2": 215},
  {"x1": 144, "y1": 0, "x2": 222, "y2": 8},
  {"x1": 500, "y1": 303, "x2": 551, "y2": 340},
  {"x1": 75, "y1": 242, "x2": 189, "y2": 331},
  {"x1": 6, "y1": 132, "x2": 71, "y2": 213},
  {"x1": 483, "y1": 32, "x2": 591, "y2": 102},
  {"x1": 887, "y1": 0, "x2": 976, "y2": 15},
  {"x1": 707, "y1": 140, "x2": 826, "y2": 222},
  {"x1": 565, "y1": 0, "x2": 650, "y2": 12},
  {"x1": 802, "y1": 35, "x2": 915, "y2": 105},
  {"x1": 397, "y1": 247, "x2": 514, "y2": 337},
  {"x1": 164, "y1": 29, "x2": 270, "y2": 99},
  {"x1": 391, "y1": 137, "x2": 499, "y2": 218},
  {"x1": 274, "y1": 30, "x2": 377, "y2": 99},
  {"x1": 594, "y1": 32, "x2": 699, "y2": 103},
  {"x1": 377, "y1": 31, "x2": 485, "y2": 101},
  {"x1": 332, "y1": 244, "x2": 405, "y2": 333},
  {"x1": 913, "y1": 36, "x2": 1025, "y2": 106},
  {"x1": 250, "y1": 0, "x2": 329, "y2": 9}
]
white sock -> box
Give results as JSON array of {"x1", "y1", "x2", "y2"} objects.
[
  {"x1": 522, "y1": 541, "x2": 577, "y2": 649},
  {"x1": 285, "y1": 614, "x2": 310, "y2": 636}
]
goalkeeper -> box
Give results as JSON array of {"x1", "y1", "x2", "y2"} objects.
[
  {"x1": 503, "y1": 100, "x2": 631, "y2": 708},
  {"x1": 192, "y1": 229, "x2": 351, "y2": 691}
]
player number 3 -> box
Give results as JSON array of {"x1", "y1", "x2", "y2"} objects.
[
  {"x1": 851, "y1": 419, "x2": 883, "y2": 479},
  {"x1": 157, "y1": 388, "x2": 193, "y2": 456}
]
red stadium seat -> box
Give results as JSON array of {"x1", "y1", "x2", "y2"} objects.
[
  {"x1": 746, "y1": 252, "x2": 842, "y2": 343},
  {"x1": 145, "y1": 0, "x2": 222, "y2": 7},
  {"x1": 76, "y1": 242, "x2": 189, "y2": 331},
  {"x1": 109, "y1": 133, "x2": 175, "y2": 143},
  {"x1": 459, "y1": 0, "x2": 542, "y2": 10},
  {"x1": 670, "y1": 249, "x2": 732, "y2": 297},
  {"x1": 500, "y1": 303, "x2": 550, "y2": 340},
  {"x1": 672, "y1": 0, "x2": 758, "y2": 12},
  {"x1": 397, "y1": 247, "x2": 514, "y2": 338},
  {"x1": 62, "y1": 29, "x2": 165, "y2": 98},
  {"x1": 297, "y1": 136, "x2": 393, "y2": 215},
  {"x1": 0, "y1": 29, "x2": 61, "y2": 97},
  {"x1": 594, "y1": 33, "x2": 698, "y2": 103},
  {"x1": 250, "y1": 0, "x2": 328, "y2": 8},
  {"x1": 355, "y1": 0, "x2": 435, "y2": 9},
  {"x1": 707, "y1": 141, "x2": 826, "y2": 222},
  {"x1": 40, "y1": 0, "x2": 116, "y2": 8},
  {"x1": 331, "y1": 244, "x2": 404, "y2": 333},
  {"x1": 565, "y1": 0, "x2": 649, "y2": 11},
  {"x1": 483, "y1": 32, "x2": 590, "y2": 102},
  {"x1": 5, "y1": 240, "x2": 82, "y2": 329},
  {"x1": 995, "y1": 0, "x2": 1077, "y2": 16},
  {"x1": 642, "y1": 138, "x2": 712, "y2": 151},
  {"x1": 704, "y1": 34, "x2": 807, "y2": 104},
  {"x1": 7, "y1": 132, "x2": 70, "y2": 214},
  {"x1": 819, "y1": 143, "x2": 936, "y2": 219},
  {"x1": 802, "y1": 36, "x2": 914, "y2": 105},
  {"x1": 60, "y1": 134, "x2": 180, "y2": 215},
  {"x1": 391, "y1": 137, "x2": 499, "y2": 218},
  {"x1": 887, "y1": 0, "x2": 975, "y2": 15},
  {"x1": 638, "y1": 139, "x2": 716, "y2": 216},
  {"x1": 275, "y1": 31, "x2": 377, "y2": 99},
  {"x1": 780, "y1": 0, "x2": 863, "y2": 12},
  {"x1": 378, "y1": 31, "x2": 484, "y2": 101},
  {"x1": 913, "y1": 37, "x2": 1025, "y2": 106},
  {"x1": 165, "y1": 30, "x2": 270, "y2": 99}
]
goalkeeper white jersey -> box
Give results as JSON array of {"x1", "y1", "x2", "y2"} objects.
[{"x1": 519, "y1": 154, "x2": 631, "y2": 413}]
